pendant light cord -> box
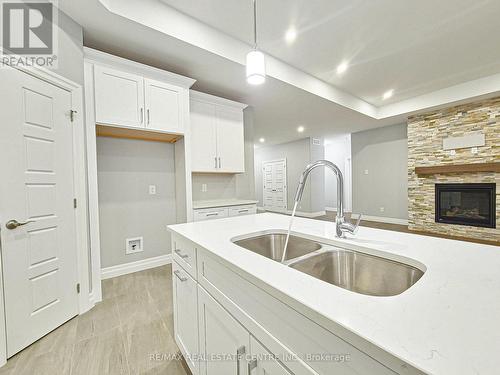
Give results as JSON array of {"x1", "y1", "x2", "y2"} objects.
[{"x1": 253, "y1": 0, "x2": 257, "y2": 49}]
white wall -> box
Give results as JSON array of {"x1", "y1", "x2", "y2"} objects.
[
  {"x1": 351, "y1": 123, "x2": 408, "y2": 220},
  {"x1": 55, "y1": 9, "x2": 84, "y2": 85},
  {"x1": 254, "y1": 137, "x2": 325, "y2": 214},
  {"x1": 96, "y1": 137, "x2": 177, "y2": 268},
  {"x1": 324, "y1": 135, "x2": 352, "y2": 211}
]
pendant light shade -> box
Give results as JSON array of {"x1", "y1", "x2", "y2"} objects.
[
  {"x1": 246, "y1": 0, "x2": 265, "y2": 85},
  {"x1": 246, "y1": 50, "x2": 266, "y2": 85}
]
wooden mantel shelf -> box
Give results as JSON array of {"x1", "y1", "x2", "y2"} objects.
[{"x1": 415, "y1": 162, "x2": 500, "y2": 175}]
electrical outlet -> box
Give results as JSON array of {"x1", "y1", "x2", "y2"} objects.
[
  {"x1": 380, "y1": 207, "x2": 385, "y2": 213},
  {"x1": 149, "y1": 185, "x2": 156, "y2": 195},
  {"x1": 364, "y1": 169, "x2": 369, "y2": 175},
  {"x1": 471, "y1": 147, "x2": 478, "y2": 154},
  {"x1": 202, "y1": 183, "x2": 207, "y2": 192},
  {"x1": 126, "y1": 237, "x2": 143, "y2": 254}
]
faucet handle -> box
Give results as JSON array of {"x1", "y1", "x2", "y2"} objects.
[{"x1": 352, "y1": 214, "x2": 362, "y2": 234}]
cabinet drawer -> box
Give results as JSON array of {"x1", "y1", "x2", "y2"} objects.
[
  {"x1": 193, "y1": 208, "x2": 229, "y2": 222},
  {"x1": 228, "y1": 204, "x2": 257, "y2": 217},
  {"x1": 172, "y1": 235, "x2": 197, "y2": 279},
  {"x1": 198, "y1": 250, "x2": 397, "y2": 375}
]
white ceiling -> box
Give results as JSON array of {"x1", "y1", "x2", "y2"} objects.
[
  {"x1": 160, "y1": 0, "x2": 500, "y2": 106},
  {"x1": 59, "y1": 0, "x2": 500, "y2": 145}
]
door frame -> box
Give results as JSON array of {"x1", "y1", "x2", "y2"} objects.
[
  {"x1": 262, "y1": 158, "x2": 288, "y2": 212},
  {"x1": 0, "y1": 59, "x2": 91, "y2": 366}
]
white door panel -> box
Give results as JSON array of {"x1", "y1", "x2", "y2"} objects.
[
  {"x1": 216, "y1": 107, "x2": 245, "y2": 173},
  {"x1": 263, "y1": 160, "x2": 287, "y2": 212},
  {"x1": 0, "y1": 67, "x2": 79, "y2": 357},
  {"x1": 145, "y1": 78, "x2": 183, "y2": 133},
  {"x1": 94, "y1": 65, "x2": 144, "y2": 127},
  {"x1": 190, "y1": 100, "x2": 218, "y2": 172}
]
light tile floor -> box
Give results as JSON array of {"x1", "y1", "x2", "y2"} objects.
[{"x1": 0, "y1": 265, "x2": 189, "y2": 375}]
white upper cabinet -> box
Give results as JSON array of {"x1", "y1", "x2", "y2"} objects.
[
  {"x1": 144, "y1": 78, "x2": 184, "y2": 133},
  {"x1": 87, "y1": 49, "x2": 195, "y2": 134},
  {"x1": 190, "y1": 100, "x2": 218, "y2": 171},
  {"x1": 190, "y1": 91, "x2": 247, "y2": 173},
  {"x1": 94, "y1": 65, "x2": 145, "y2": 128},
  {"x1": 216, "y1": 106, "x2": 245, "y2": 173}
]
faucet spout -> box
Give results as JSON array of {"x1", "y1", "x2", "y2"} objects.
[{"x1": 294, "y1": 160, "x2": 361, "y2": 238}]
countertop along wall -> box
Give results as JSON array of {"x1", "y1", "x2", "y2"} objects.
[
  {"x1": 96, "y1": 137, "x2": 177, "y2": 268},
  {"x1": 351, "y1": 124, "x2": 408, "y2": 221}
]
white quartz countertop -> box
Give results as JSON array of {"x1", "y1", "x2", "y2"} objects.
[
  {"x1": 167, "y1": 213, "x2": 500, "y2": 375},
  {"x1": 192, "y1": 199, "x2": 258, "y2": 209}
]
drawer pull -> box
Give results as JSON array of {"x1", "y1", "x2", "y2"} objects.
[
  {"x1": 174, "y1": 249, "x2": 189, "y2": 259},
  {"x1": 236, "y1": 346, "x2": 246, "y2": 375},
  {"x1": 174, "y1": 270, "x2": 188, "y2": 282},
  {"x1": 206, "y1": 213, "x2": 219, "y2": 217},
  {"x1": 238, "y1": 210, "x2": 249, "y2": 213}
]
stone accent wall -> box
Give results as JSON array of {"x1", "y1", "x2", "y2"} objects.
[{"x1": 408, "y1": 97, "x2": 500, "y2": 243}]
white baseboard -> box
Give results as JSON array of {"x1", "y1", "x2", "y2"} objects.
[
  {"x1": 101, "y1": 254, "x2": 172, "y2": 280},
  {"x1": 257, "y1": 207, "x2": 325, "y2": 218},
  {"x1": 350, "y1": 213, "x2": 408, "y2": 225}
]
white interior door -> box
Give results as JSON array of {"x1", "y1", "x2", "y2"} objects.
[
  {"x1": 0, "y1": 67, "x2": 79, "y2": 357},
  {"x1": 145, "y1": 78, "x2": 183, "y2": 133},
  {"x1": 263, "y1": 159, "x2": 287, "y2": 212},
  {"x1": 93, "y1": 65, "x2": 144, "y2": 128}
]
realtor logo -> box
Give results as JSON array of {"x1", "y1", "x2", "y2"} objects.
[{"x1": 1, "y1": 0, "x2": 57, "y2": 68}]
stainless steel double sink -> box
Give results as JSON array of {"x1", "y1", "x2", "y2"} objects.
[{"x1": 233, "y1": 233, "x2": 425, "y2": 297}]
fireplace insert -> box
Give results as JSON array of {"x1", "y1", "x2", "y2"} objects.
[{"x1": 435, "y1": 183, "x2": 496, "y2": 228}]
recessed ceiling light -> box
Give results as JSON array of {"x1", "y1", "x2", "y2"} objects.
[
  {"x1": 383, "y1": 89, "x2": 394, "y2": 100},
  {"x1": 285, "y1": 27, "x2": 297, "y2": 44},
  {"x1": 297, "y1": 126, "x2": 305, "y2": 133},
  {"x1": 336, "y1": 61, "x2": 348, "y2": 75},
  {"x1": 259, "y1": 137, "x2": 265, "y2": 143}
]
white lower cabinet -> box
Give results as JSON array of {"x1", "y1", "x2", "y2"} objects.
[
  {"x1": 198, "y1": 287, "x2": 249, "y2": 375},
  {"x1": 172, "y1": 262, "x2": 199, "y2": 374},
  {"x1": 171, "y1": 234, "x2": 411, "y2": 375}
]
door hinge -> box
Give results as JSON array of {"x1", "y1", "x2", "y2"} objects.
[
  {"x1": 76, "y1": 283, "x2": 80, "y2": 294},
  {"x1": 70, "y1": 110, "x2": 77, "y2": 122},
  {"x1": 73, "y1": 198, "x2": 77, "y2": 209}
]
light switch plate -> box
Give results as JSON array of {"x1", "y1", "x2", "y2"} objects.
[{"x1": 149, "y1": 185, "x2": 157, "y2": 195}]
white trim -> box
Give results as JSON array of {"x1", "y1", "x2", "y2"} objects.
[
  {"x1": 101, "y1": 255, "x2": 172, "y2": 280},
  {"x1": 83, "y1": 47, "x2": 196, "y2": 88},
  {"x1": 190, "y1": 90, "x2": 248, "y2": 110},
  {"x1": 257, "y1": 207, "x2": 325, "y2": 218},
  {"x1": 350, "y1": 213, "x2": 408, "y2": 225},
  {"x1": 0, "y1": 63, "x2": 91, "y2": 366}
]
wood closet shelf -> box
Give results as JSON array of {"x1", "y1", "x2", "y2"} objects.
[
  {"x1": 96, "y1": 124, "x2": 182, "y2": 143},
  {"x1": 415, "y1": 162, "x2": 500, "y2": 175}
]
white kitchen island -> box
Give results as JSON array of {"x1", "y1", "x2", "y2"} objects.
[{"x1": 168, "y1": 213, "x2": 500, "y2": 375}]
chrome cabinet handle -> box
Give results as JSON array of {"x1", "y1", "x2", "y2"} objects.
[
  {"x1": 206, "y1": 213, "x2": 219, "y2": 217},
  {"x1": 214, "y1": 156, "x2": 218, "y2": 169},
  {"x1": 174, "y1": 249, "x2": 189, "y2": 259},
  {"x1": 247, "y1": 358, "x2": 257, "y2": 374},
  {"x1": 174, "y1": 270, "x2": 188, "y2": 282},
  {"x1": 147, "y1": 109, "x2": 150, "y2": 125},
  {"x1": 5, "y1": 219, "x2": 35, "y2": 230},
  {"x1": 140, "y1": 108, "x2": 144, "y2": 124},
  {"x1": 218, "y1": 157, "x2": 221, "y2": 169},
  {"x1": 236, "y1": 346, "x2": 246, "y2": 375},
  {"x1": 238, "y1": 210, "x2": 249, "y2": 213}
]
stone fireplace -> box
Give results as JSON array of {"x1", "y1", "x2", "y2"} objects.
[{"x1": 408, "y1": 97, "x2": 500, "y2": 243}]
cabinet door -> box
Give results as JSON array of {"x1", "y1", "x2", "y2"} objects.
[
  {"x1": 191, "y1": 99, "x2": 218, "y2": 172},
  {"x1": 173, "y1": 262, "x2": 199, "y2": 374},
  {"x1": 198, "y1": 287, "x2": 249, "y2": 375},
  {"x1": 249, "y1": 336, "x2": 292, "y2": 375},
  {"x1": 216, "y1": 106, "x2": 245, "y2": 173},
  {"x1": 145, "y1": 78, "x2": 184, "y2": 133},
  {"x1": 94, "y1": 65, "x2": 144, "y2": 127}
]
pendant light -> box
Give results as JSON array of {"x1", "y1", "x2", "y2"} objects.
[{"x1": 246, "y1": 0, "x2": 266, "y2": 85}]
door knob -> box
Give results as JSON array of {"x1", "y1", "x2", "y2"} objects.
[{"x1": 5, "y1": 219, "x2": 35, "y2": 230}]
